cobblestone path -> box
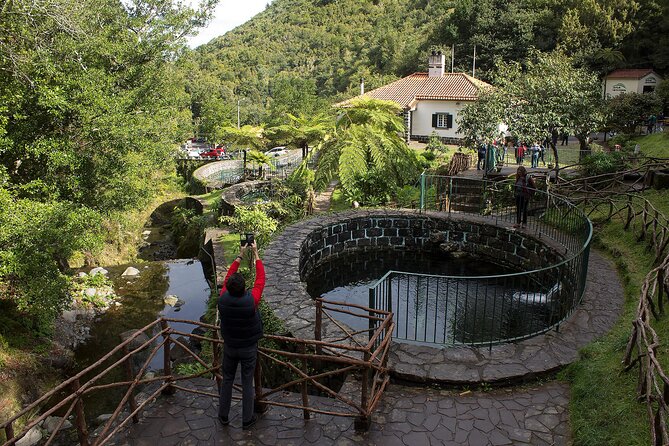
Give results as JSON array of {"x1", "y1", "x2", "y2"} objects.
[
  {"x1": 312, "y1": 180, "x2": 339, "y2": 213},
  {"x1": 113, "y1": 378, "x2": 570, "y2": 445}
]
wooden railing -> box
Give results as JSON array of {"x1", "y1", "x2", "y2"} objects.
[
  {"x1": 1, "y1": 299, "x2": 393, "y2": 445},
  {"x1": 552, "y1": 163, "x2": 669, "y2": 445},
  {"x1": 445, "y1": 151, "x2": 472, "y2": 176}
]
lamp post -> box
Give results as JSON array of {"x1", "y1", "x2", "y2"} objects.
[{"x1": 237, "y1": 100, "x2": 240, "y2": 129}]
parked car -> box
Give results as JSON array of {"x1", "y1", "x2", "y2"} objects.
[
  {"x1": 186, "y1": 150, "x2": 201, "y2": 159},
  {"x1": 200, "y1": 147, "x2": 227, "y2": 159},
  {"x1": 267, "y1": 146, "x2": 287, "y2": 157}
]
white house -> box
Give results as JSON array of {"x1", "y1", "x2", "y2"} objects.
[
  {"x1": 339, "y1": 52, "x2": 491, "y2": 143},
  {"x1": 603, "y1": 69, "x2": 663, "y2": 98}
]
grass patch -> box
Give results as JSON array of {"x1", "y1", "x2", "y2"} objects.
[
  {"x1": 634, "y1": 132, "x2": 669, "y2": 158},
  {"x1": 218, "y1": 231, "x2": 241, "y2": 265},
  {"x1": 329, "y1": 188, "x2": 350, "y2": 212},
  {"x1": 560, "y1": 190, "x2": 669, "y2": 445},
  {"x1": 197, "y1": 189, "x2": 223, "y2": 208}
]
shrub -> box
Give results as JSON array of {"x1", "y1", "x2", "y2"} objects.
[
  {"x1": 426, "y1": 131, "x2": 446, "y2": 152},
  {"x1": 579, "y1": 151, "x2": 629, "y2": 176},
  {"x1": 395, "y1": 185, "x2": 420, "y2": 208},
  {"x1": 220, "y1": 206, "x2": 278, "y2": 249}
]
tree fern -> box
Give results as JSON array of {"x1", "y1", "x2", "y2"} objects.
[{"x1": 313, "y1": 97, "x2": 420, "y2": 203}]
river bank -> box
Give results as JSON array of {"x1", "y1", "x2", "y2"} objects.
[{"x1": 0, "y1": 190, "x2": 213, "y2": 442}]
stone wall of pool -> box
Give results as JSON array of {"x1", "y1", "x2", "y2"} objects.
[
  {"x1": 219, "y1": 180, "x2": 271, "y2": 216},
  {"x1": 260, "y1": 209, "x2": 621, "y2": 384},
  {"x1": 298, "y1": 211, "x2": 566, "y2": 282}
]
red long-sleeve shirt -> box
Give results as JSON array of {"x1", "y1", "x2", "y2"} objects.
[{"x1": 219, "y1": 258, "x2": 265, "y2": 307}]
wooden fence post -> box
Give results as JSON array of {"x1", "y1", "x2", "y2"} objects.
[
  {"x1": 160, "y1": 319, "x2": 175, "y2": 395},
  {"x1": 300, "y1": 343, "x2": 310, "y2": 420},
  {"x1": 5, "y1": 422, "x2": 14, "y2": 444},
  {"x1": 71, "y1": 379, "x2": 90, "y2": 446},
  {"x1": 122, "y1": 345, "x2": 139, "y2": 423},
  {"x1": 315, "y1": 300, "x2": 322, "y2": 355},
  {"x1": 354, "y1": 351, "x2": 371, "y2": 432},
  {"x1": 254, "y1": 359, "x2": 266, "y2": 414},
  {"x1": 212, "y1": 328, "x2": 222, "y2": 391}
]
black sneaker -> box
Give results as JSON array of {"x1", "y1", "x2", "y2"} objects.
[
  {"x1": 218, "y1": 415, "x2": 229, "y2": 426},
  {"x1": 242, "y1": 415, "x2": 257, "y2": 430}
]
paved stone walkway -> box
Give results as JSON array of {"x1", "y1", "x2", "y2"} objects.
[
  {"x1": 262, "y1": 209, "x2": 624, "y2": 384},
  {"x1": 312, "y1": 180, "x2": 339, "y2": 213},
  {"x1": 111, "y1": 378, "x2": 571, "y2": 445},
  {"x1": 389, "y1": 248, "x2": 623, "y2": 384}
]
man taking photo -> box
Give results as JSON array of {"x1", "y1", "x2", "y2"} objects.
[{"x1": 217, "y1": 240, "x2": 265, "y2": 430}]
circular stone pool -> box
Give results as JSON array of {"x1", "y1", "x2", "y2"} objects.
[{"x1": 306, "y1": 248, "x2": 559, "y2": 345}]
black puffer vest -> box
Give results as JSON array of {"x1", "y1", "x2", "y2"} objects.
[{"x1": 218, "y1": 290, "x2": 263, "y2": 348}]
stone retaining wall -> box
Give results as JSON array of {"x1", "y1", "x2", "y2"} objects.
[
  {"x1": 192, "y1": 161, "x2": 227, "y2": 188},
  {"x1": 265, "y1": 209, "x2": 568, "y2": 342},
  {"x1": 299, "y1": 213, "x2": 565, "y2": 282},
  {"x1": 219, "y1": 181, "x2": 271, "y2": 216}
]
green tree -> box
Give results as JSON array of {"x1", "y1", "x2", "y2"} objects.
[
  {"x1": 459, "y1": 51, "x2": 603, "y2": 172},
  {"x1": 0, "y1": 190, "x2": 103, "y2": 332},
  {"x1": 219, "y1": 125, "x2": 266, "y2": 151},
  {"x1": 315, "y1": 97, "x2": 420, "y2": 204},
  {"x1": 265, "y1": 75, "x2": 328, "y2": 126},
  {"x1": 267, "y1": 113, "x2": 333, "y2": 157},
  {"x1": 246, "y1": 150, "x2": 274, "y2": 179},
  {"x1": 605, "y1": 92, "x2": 662, "y2": 135},
  {"x1": 0, "y1": 0, "x2": 215, "y2": 332}
]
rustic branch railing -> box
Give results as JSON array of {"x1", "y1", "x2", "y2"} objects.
[
  {"x1": 552, "y1": 166, "x2": 669, "y2": 446},
  {"x1": 1, "y1": 299, "x2": 393, "y2": 445},
  {"x1": 445, "y1": 151, "x2": 472, "y2": 176}
]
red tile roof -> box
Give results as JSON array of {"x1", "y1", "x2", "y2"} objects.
[
  {"x1": 606, "y1": 69, "x2": 658, "y2": 79},
  {"x1": 339, "y1": 73, "x2": 491, "y2": 108}
]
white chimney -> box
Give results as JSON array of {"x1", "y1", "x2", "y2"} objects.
[
  {"x1": 428, "y1": 51, "x2": 446, "y2": 78},
  {"x1": 360, "y1": 78, "x2": 365, "y2": 95}
]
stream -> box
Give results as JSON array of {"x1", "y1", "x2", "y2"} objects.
[{"x1": 53, "y1": 210, "x2": 213, "y2": 422}]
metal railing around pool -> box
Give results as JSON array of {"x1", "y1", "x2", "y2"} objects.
[{"x1": 368, "y1": 174, "x2": 592, "y2": 347}]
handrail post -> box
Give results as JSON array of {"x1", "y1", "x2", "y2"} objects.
[
  {"x1": 253, "y1": 359, "x2": 267, "y2": 413},
  {"x1": 419, "y1": 171, "x2": 426, "y2": 211},
  {"x1": 448, "y1": 177, "x2": 453, "y2": 214},
  {"x1": 368, "y1": 288, "x2": 375, "y2": 345},
  {"x1": 299, "y1": 343, "x2": 310, "y2": 420},
  {"x1": 212, "y1": 327, "x2": 222, "y2": 391},
  {"x1": 354, "y1": 350, "x2": 371, "y2": 432},
  {"x1": 71, "y1": 379, "x2": 90, "y2": 446},
  {"x1": 5, "y1": 422, "x2": 14, "y2": 444},
  {"x1": 160, "y1": 319, "x2": 175, "y2": 395},
  {"x1": 122, "y1": 345, "x2": 139, "y2": 423},
  {"x1": 315, "y1": 299, "x2": 323, "y2": 359}
]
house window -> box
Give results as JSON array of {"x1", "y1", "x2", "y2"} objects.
[{"x1": 432, "y1": 113, "x2": 453, "y2": 129}]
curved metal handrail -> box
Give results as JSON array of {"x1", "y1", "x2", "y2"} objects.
[{"x1": 367, "y1": 174, "x2": 592, "y2": 347}]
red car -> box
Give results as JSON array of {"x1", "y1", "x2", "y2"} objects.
[{"x1": 200, "y1": 147, "x2": 227, "y2": 159}]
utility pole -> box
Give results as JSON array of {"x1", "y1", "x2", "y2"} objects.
[
  {"x1": 451, "y1": 44, "x2": 455, "y2": 73},
  {"x1": 472, "y1": 45, "x2": 476, "y2": 78}
]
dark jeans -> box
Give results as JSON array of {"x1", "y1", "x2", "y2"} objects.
[
  {"x1": 477, "y1": 153, "x2": 484, "y2": 170},
  {"x1": 219, "y1": 343, "x2": 257, "y2": 423},
  {"x1": 516, "y1": 195, "x2": 528, "y2": 225}
]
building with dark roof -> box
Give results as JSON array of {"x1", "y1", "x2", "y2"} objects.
[
  {"x1": 340, "y1": 52, "x2": 491, "y2": 143},
  {"x1": 603, "y1": 69, "x2": 663, "y2": 98}
]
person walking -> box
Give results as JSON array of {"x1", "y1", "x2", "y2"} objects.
[
  {"x1": 513, "y1": 166, "x2": 535, "y2": 229},
  {"x1": 218, "y1": 241, "x2": 265, "y2": 430},
  {"x1": 477, "y1": 144, "x2": 486, "y2": 170},
  {"x1": 516, "y1": 142, "x2": 526, "y2": 165},
  {"x1": 560, "y1": 131, "x2": 569, "y2": 146},
  {"x1": 530, "y1": 142, "x2": 541, "y2": 168}
]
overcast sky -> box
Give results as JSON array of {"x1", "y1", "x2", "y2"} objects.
[{"x1": 186, "y1": 0, "x2": 273, "y2": 48}]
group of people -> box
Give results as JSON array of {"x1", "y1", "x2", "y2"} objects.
[
  {"x1": 476, "y1": 140, "x2": 551, "y2": 171},
  {"x1": 647, "y1": 114, "x2": 665, "y2": 134}
]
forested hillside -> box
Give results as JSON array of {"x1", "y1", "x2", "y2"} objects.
[{"x1": 192, "y1": 0, "x2": 669, "y2": 128}]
